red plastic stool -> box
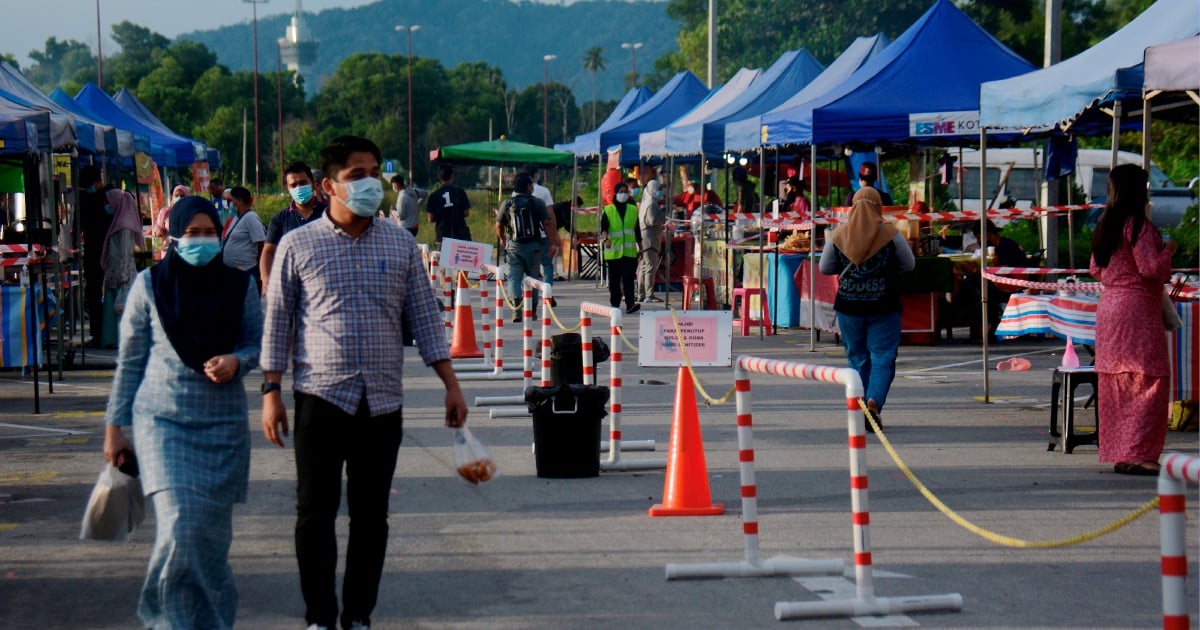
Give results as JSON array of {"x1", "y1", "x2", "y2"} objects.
[
  {"x1": 731, "y1": 287, "x2": 772, "y2": 336},
  {"x1": 682, "y1": 276, "x2": 716, "y2": 311}
]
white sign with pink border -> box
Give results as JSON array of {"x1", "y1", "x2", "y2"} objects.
[{"x1": 637, "y1": 310, "x2": 733, "y2": 367}]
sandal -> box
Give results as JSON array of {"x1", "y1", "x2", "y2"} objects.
[{"x1": 1113, "y1": 461, "x2": 1160, "y2": 476}]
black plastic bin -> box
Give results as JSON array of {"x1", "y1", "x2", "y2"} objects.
[
  {"x1": 525, "y1": 385, "x2": 610, "y2": 478},
  {"x1": 549, "y1": 333, "x2": 610, "y2": 386}
]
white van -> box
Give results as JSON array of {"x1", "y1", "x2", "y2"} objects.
[{"x1": 951, "y1": 148, "x2": 1194, "y2": 228}]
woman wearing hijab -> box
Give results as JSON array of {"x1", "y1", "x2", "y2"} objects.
[
  {"x1": 819, "y1": 188, "x2": 915, "y2": 430},
  {"x1": 102, "y1": 196, "x2": 261, "y2": 628},
  {"x1": 100, "y1": 188, "x2": 146, "y2": 348},
  {"x1": 1089, "y1": 164, "x2": 1176, "y2": 475},
  {"x1": 153, "y1": 185, "x2": 191, "y2": 240}
]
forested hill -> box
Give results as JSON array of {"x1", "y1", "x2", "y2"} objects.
[{"x1": 181, "y1": 0, "x2": 676, "y2": 100}]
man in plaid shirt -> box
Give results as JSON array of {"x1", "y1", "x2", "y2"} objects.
[{"x1": 261, "y1": 135, "x2": 468, "y2": 630}]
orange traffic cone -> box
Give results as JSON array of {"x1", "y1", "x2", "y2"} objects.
[
  {"x1": 450, "y1": 271, "x2": 484, "y2": 359},
  {"x1": 649, "y1": 367, "x2": 725, "y2": 517}
]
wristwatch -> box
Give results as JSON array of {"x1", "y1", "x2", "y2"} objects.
[{"x1": 261, "y1": 381, "x2": 282, "y2": 396}]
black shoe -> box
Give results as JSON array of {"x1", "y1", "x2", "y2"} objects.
[
  {"x1": 550, "y1": 298, "x2": 558, "y2": 308},
  {"x1": 865, "y1": 399, "x2": 882, "y2": 433},
  {"x1": 627, "y1": 303, "x2": 641, "y2": 314},
  {"x1": 512, "y1": 314, "x2": 523, "y2": 324}
]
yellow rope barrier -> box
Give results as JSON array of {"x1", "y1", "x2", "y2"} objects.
[
  {"x1": 546, "y1": 302, "x2": 582, "y2": 333},
  {"x1": 668, "y1": 308, "x2": 735, "y2": 406},
  {"x1": 616, "y1": 324, "x2": 639, "y2": 351},
  {"x1": 494, "y1": 279, "x2": 523, "y2": 312},
  {"x1": 860, "y1": 400, "x2": 1159, "y2": 548}
]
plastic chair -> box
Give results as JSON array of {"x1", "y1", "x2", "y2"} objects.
[
  {"x1": 682, "y1": 276, "x2": 716, "y2": 311},
  {"x1": 731, "y1": 287, "x2": 772, "y2": 336}
]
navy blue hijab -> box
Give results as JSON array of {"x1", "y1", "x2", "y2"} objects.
[{"x1": 150, "y1": 196, "x2": 250, "y2": 373}]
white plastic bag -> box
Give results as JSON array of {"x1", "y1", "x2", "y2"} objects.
[
  {"x1": 80, "y1": 462, "x2": 146, "y2": 542},
  {"x1": 454, "y1": 428, "x2": 498, "y2": 485}
]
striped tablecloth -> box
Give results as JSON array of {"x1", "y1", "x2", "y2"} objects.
[
  {"x1": 998, "y1": 293, "x2": 1198, "y2": 400},
  {"x1": 0, "y1": 284, "x2": 54, "y2": 367},
  {"x1": 996, "y1": 293, "x2": 1098, "y2": 345}
]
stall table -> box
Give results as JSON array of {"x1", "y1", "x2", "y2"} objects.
[
  {"x1": 795, "y1": 256, "x2": 953, "y2": 345},
  {"x1": 998, "y1": 293, "x2": 1198, "y2": 400}
]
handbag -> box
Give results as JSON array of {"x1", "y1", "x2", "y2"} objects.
[{"x1": 1163, "y1": 292, "x2": 1183, "y2": 332}]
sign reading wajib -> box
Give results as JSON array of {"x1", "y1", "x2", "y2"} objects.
[
  {"x1": 638, "y1": 310, "x2": 733, "y2": 367},
  {"x1": 909, "y1": 110, "x2": 979, "y2": 138},
  {"x1": 438, "y1": 238, "x2": 493, "y2": 273}
]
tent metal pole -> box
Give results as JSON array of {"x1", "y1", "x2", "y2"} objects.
[
  {"x1": 569, "y1": 160, "x2": 577, "y2": 281},
  {"x1": 980, "y1": 129, "x2": 990, "y2": 403},
  {"x1": 758, "y1": 149, "x2": 765, "y2": 340},
  {"x1": 809, "y1": 143, "x2": 817, "y2": 352}
]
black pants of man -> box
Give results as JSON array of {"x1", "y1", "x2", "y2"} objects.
[
  {"x1": 294, "y1": 392, "x2": 404, "y2": 629},
  {"x1": 83, "y1": 257, "x2": 103, "y2": 343},
  {"x1": 606, "y1": 256, "x2": 638, "y2": 310}
]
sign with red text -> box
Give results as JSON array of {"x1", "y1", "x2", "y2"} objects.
[
  {"x1": 638, "y1": 310, "x2": 733, "y2": 367},
  {"x1": 909, "y1": 110, "x2": 979, "y2": 138},
  {"x1": 439, "y1": 238, "x2": 493, "y2": 273}
]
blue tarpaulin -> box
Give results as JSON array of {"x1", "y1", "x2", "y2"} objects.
[
  {"x1": 724, "y1": 35, "x2": 890, "y2": 151},
  {"x1": 980, "y1": 0, "x2": 1199, "y2": 133},
  {"x1": 75, "y1": 83, "x2": 203, "y2": 165},
  {"x1": 0, "y1": 98, "x2": 47, "y2": 154},
  {"x1": 638, "y1": 67, "x2": 761, "y2": 157}
]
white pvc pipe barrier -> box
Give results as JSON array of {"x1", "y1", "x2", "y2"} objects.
[
  {"x1": 579, "y1": 302, "x2": 664, "y2": 470},
  {"x1": 487, "y1": 277, "x2": 552, "y2": 418},
  {"x1": 456, "y1": 265, "x2": 522, "y2": 380},
  {"x1": 1159, "y1": 453, "x2": 1200, "y2": 630},
  {"x1": 666, "y1": 356, "x2": 962, "y2": 622}
]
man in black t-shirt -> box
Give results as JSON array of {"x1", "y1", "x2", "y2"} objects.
[
  {"x1": 78, "y1": 165, "x2": 111, "y2": 346},
  {"x1": 426, "y1": 164, "x2": 472, "y2": 244}
]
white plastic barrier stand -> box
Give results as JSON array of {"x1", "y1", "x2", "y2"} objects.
[
  {"x1": 1159, "y1": 453, "x2": 1200, "y2": 630},
  {"x1": 487, "y1": 277, "x2": 552, "y2": 418},
  {"x1": 456, "y1": 265, "x2": 521, "y2": 380}
]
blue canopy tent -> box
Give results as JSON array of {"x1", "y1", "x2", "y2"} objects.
[
  {"x1": 49, "y1": 88, "x2": 140, "y2": 161},
  {"x1": 555, "y1": 86, "x2": 653, "y2": 156},
  {"x1": 74, "y1": 83, "x2": 200, "y2": 166},
  {"x1": 113, "y1": 88, "x2": 209, "y2": 160},
  {"x1": 808, "y1": 0, "x2": 1034, "y2": 147},
  {"x1": 647, "y1": 50, "x2": 825, "y2": 158},
  {"x1": 558, "y1": 71, "x2": 709, "y2": 159},
  {"x1": 724, "y1": 35, "x2": 891, "y2": 152},
  {"x1": 638, "y1": 67, "x2": 762, "y2": 157},
  {"x1": 0, "y1": 64, "x2": 108, "y2": 156},
  {"x1": 0, "y1": 100, "x2": 45, "y2": 154},
  {"x1": 0, "y1": 91, "x2": 74, "y2": 153},
  {"x1": 980, "y1": 0, "x2": 1199, "y2": 134}
]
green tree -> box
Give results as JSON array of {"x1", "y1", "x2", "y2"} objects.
[
  {"x1": 107, "y1": 21, "x2": 170, "y2": 88},
  {"x1": 25, "y1": 37, "x2": 96, "y2": 93},
  {"x1": 582, "y1": 46, "x2": 606, "y2": 128}
]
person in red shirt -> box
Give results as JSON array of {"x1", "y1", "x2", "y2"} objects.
[
  {"x1": 672, "y1": 179, "x2": 722, "y2": 212},
  {"x1": 600, "y1": 167, "x2": 623, "y2": 206}
]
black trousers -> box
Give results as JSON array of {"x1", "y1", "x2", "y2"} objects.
[
  {"x1": 294, "y1": 392, "x2": 404, "y2": 629},
  {"x1": 83, "y1": 257, "x2": 103, "y2": 341},
  {"x1": 607, "y1": 256, "x2": 638, "y2": 309}
]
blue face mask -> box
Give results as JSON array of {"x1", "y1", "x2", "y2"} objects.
[
  {"x1": 175, "y1": 236, "x2": 222, "y2": 266},
  {"x1": 104, "y1": 205, "x2": 114, "y2": 216},
  {"x1": 631, "y1": 187, "x2": 641, "y2": 198},
  {"x1": 337, "y1": 178, "x2": 384, "y2": 217},
  {"x1": 289, "y1": 184, "x2": 314, "y2": 205},
  {"x1": 85, "y1": 186, "x2": 97, "y2": 194}
]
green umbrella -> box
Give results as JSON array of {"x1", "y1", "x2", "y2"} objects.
[{"x1": 429, "y1": 137, "x2": 574, "y2": 167}]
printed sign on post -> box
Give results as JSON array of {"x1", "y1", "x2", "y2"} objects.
[
  {"x1": 637, "y1": 310, "x2": 733, "y2": 367},
  {"x1": 438, "y1": 238, "x2": 493, "y2": 274}
]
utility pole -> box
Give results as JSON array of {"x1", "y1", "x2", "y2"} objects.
[{"x1": 707, "y1": 0, "x2": 717, "y2": 88}]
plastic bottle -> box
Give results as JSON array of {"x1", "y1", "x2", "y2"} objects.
[
  {"x1": 690, "y1": 209, "x2": 701, "y2": 233},
  {"x1": 1061, "y1": 335, "x2": 1080, "y2": 368},
  {"x1": 19, "y1": 264, "x2": 29, "y2": 288}
]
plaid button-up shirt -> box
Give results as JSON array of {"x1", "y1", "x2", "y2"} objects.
[{"x1": 262, "y1": 213, "x2": 448, "y2": 415}]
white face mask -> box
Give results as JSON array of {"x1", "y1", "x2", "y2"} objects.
[
  {"x1": 336, "y1": 178, "x2": 385, "y2": 217},
  {"x1": 615, "y1": 192, "x2": 630, "y2": 203}
]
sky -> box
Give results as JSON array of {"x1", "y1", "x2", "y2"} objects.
[{"x1": 4, "y1": 0, "x2": 381, "y2": 67}]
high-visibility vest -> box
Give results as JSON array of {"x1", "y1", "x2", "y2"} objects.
[{"x1": 602, "y1": 203, "x2": 638, "y2": 260}]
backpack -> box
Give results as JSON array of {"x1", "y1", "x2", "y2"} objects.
[{"x1": 507, "y1": 195, "x2": 541, "y2": 243}]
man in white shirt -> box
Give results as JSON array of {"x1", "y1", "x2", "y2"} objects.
[
  {"x1": 224, "y1": 186, "x2": 267, "y2": 291},
  {"x1": 636, "y1": 167, "x2": 666, "y2": 302}
]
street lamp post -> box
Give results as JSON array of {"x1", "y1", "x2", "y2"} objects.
[
  {"x1": 395, "y1": 25, "x2": 421, "y2": 181},
  {"x1": 244, "y1": 0, "x2": 269, "y2": 194},
  {"x1": 276, "y1": 40, "x2": 284, "y2": 191},
  {"x1": 95, "y1": 0, "x2": 103, "y2": 88},
  {"x1": 542, "y1": 54, "x2": 556, "y2": 147},
  {"x1": 621, "y1": 42, "x2": 643, "y2": 88}
]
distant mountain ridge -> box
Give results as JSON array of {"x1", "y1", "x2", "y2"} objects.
[{"x1": 181, "y1": 0, "x2": 677, "y2": 101}]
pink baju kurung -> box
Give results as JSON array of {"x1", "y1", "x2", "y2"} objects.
[{"x1": 1089, "y1": 218, "x2": 1173, "y2": 464}]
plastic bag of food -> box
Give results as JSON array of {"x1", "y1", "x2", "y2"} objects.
[
  {"x1": 454, "y1": 428, "x2": 498, "y2": 485},
  {"x1": 80, "y1": 450, "x2": 145, "y2": 542}
]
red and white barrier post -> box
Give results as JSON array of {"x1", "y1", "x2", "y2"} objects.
[
  {"x1": 1159, "y1": 453, "x2": 1200, "y2": 630},
  {"x1": 665, "y1": 356, "x2": 963, "y2": 621},
  {"x1": 457, "y1": 264, "x2": 522, "y2": 380},
  {"x1": 579, "y1": 302, "x2": 662, "y2": 468},
  {"x1": 486, "y1": 276, "x2": 553, "y2": 418}
]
